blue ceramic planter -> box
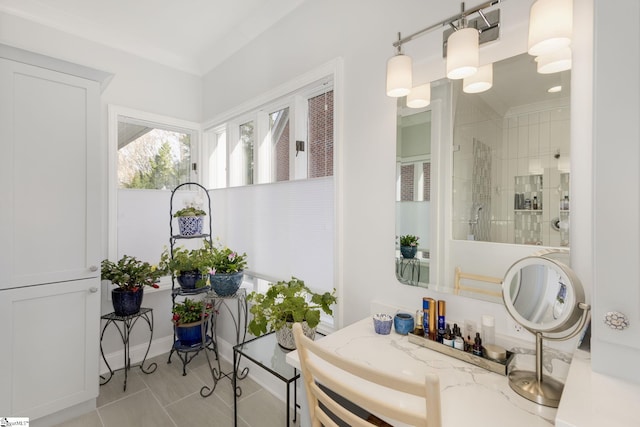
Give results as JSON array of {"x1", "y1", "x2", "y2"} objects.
[
  {"x1": 177, "y1": 216, "x2": 204, "y2": 236},
  {"x1": 210, "y1": 270, "x2": 243, "y2": 297},
  {"x1": 112, "y1": 288, "x2": 143, "y2": 317},
  {"x1": 177, "y1": 271, "x2": 205, "y2": 291},
  {"x1": 400, "y1": 245, "x2": 418, "y2": 259},
  {"x1": 175, "y1": 321, "x2": 203, "y2": 346}
]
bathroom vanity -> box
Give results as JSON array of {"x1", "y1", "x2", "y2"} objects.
[{"x1": 287, "y1": 317, "x2": 558, "y2": 427}]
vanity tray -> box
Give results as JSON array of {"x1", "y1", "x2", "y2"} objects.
[{"x1": 408, "y1": 332, "x2": 514, "y2": 376}]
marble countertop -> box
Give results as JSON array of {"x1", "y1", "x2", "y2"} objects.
[{"x1": 287, "y1": 317, "x2": 558, "y2": 427}]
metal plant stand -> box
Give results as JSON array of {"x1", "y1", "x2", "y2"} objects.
[
  {"x1": 99, "y1": 307, "x2": 156, "y2": 391},
  {"x1": 200, "y1": 288, "x2": 249, "y2": 397}
]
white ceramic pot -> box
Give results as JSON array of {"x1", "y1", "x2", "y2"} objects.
[{"x1": 275, "y1": 321, "x2": 316, "y2": 350}]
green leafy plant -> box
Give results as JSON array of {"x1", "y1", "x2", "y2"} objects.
[
  {"x1": 173, "y1": 206, "x2": 206, "y2": 217},
  {"x1": 101, "y1": 255, "x2": 163, "y2": 291},
  {"x1": 159, "y1": 246, "x2": 212, "y2": 277},
  {"x1": 171, "y1": 298, "x2": 212, "y2": 325},
  {"x1": 206, "y1": 241, "x2": 248, "y2": 274},
  {"x1": 247, "y1": 277, "x2": 337, "y2": 337},
  {"x1": 400, "y1": 234, "x2": 419, "y2": 247}
]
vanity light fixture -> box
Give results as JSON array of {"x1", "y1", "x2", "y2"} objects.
[
  {"x1": 463, "y1": 63, "x2": 493, "y2": 93},
  {"x1": 386, "y1": 1, "x2": 501, "y2": 98},
  {"x1": 407, "y1": 83, "x2": 431, "y2": 108},
  {"x1": 386, "y1": 33, "x2": 412, "y2": 97},
  {"x1": 528, "y1": 0, "x2": 573, "y2": 57},
  {"x1": 536, "y1": 47, "x2": 572, "y2": 74}
]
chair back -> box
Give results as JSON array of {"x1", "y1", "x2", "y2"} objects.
[{"x1": 293, "y1": 323, "x2": 442, "y2": 427}]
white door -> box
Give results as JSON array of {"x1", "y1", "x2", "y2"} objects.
[
  {"x1": 0, "y1": 279, "x2": 101, "y2": 418},
  {"x1": 0, "y1": 58, "x2": 101, "y2": 290}
]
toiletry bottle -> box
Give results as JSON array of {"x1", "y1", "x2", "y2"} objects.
[
  {"x1": 414, "y1": 310, "x2": 424, "y2": 335},
  {"x1": 442, "y1": 324, "x2": 453, "y2": 347},
  {"x1": 524, "y1": 198, "x2": 531, "y2": 210},
  {"x1": 473, "y1": 333, "x2": 483, "y2": 356},
  {"x1": 465, "y1": 335, "x2": 472, "y2": 352},
  {"x1": 481, "y1": 315, "x2": 495, "y2": 346},
  {"x1": 423, "y1": 297, "x2": 436, "y2": 339},
  {"x1": 533, "y1": 196, "x2": 538, "y2": 210},
  {"x1": 437, "y1": 300, "x2": 446, "y2": 343},
  {"x1": 453, "y1": 324, "x2": 465, "y2": 351}
]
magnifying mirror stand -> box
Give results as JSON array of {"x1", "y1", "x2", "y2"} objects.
[{"x1": 508, "y1": 302, "x2": 591, "y2": 407}]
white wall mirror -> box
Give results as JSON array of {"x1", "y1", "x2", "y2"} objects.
[
  {"x1": 395, "y1": 52, "x2": 571, "y2": 293},
  {"x1": 452, "y1": 53, "x2": 571, "y2": 247},
  {"x1": 396, "y1": 106, "x2": 432, "y2": 286}
]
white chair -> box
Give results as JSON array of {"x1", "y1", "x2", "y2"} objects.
[{"x1": 293, "y1": 323, "x2": 442, "y2": 427}]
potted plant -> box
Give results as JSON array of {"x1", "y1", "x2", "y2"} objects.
[
  {"x1": 206, "y1": 241, "x2": 248, "y2": 297},
  {"x1": 174, "y1": 202, "x2": 207, "y2": 236},
  {"x1": 172, "y1": 297, "x2": 212, "y2": 346},
  {"x1": 101, "y1": 255, "x2": 162, "y2": 316},
  {"x1": 247, "y1": 277, "x2": 337, "y2": 350},
  {"x1": 399, "y1": 234, "x2": 420, "y2": 259},
  {"x1": 159, "y1": 246, "x2": 212, "y2": 291}
]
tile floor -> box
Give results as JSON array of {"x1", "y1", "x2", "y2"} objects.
[{"x1": 55, "y1": 351, "x2": 294, "y2": 427}]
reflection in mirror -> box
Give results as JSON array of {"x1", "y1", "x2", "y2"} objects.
[
  {"x1": 396, "y1": 108, "x2": 431, "y2": 286},
  {"x1": 452, "y1": 53, "x2": 571, "y2": 247},
  {"x1": 507, "y1": 264, "x2": 572, "y2": 328}
]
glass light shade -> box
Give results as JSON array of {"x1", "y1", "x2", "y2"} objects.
[
  {"x1": 386, "y1": 54, "x2": 412, "y2": 97},
  {"x1": 528, "y1": 0, "x2": 573, "y2": 56},
  {"x1": 406, "y1": 84, "x2": 431, "y2": 108},
  {"x1": 536, "y1": 47, "x2": 572, "y2": 74},
  {"x1": 463, "y1": 63, "x2": 493, "y2": 93},
  {"x1": 447, "y1": 27, "x2": 479, "y2": 80}
]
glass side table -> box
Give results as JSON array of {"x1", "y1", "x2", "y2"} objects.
[
  {"x1": 99, "y1": 307, "x2": 156, "y2": 391},
  {"x1": 233, "y1": 331, "x2": 324, "y2": 427}
]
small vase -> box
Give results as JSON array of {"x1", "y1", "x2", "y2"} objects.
[
  {"x1": 209, "y1": 270, "x2": 243, "y2": 297},
  {"x1": 112, "y1": 288, "x2": 143, "y2": 316},
  {"x1": 177, "y1": 216, "x2": 204, "y2": 236},
  {"x1": 276, "y1": 321, "x2": 316, "y2": 350},
  {"x1": 400, "y1": 245, "x2": 418, "y2": 259},
  {"x1": 175, "y1": 321, "x2": 204, "y2": 346},
  {"x1": 177, "y1": 271, "x2": 206, "y2": 291}
]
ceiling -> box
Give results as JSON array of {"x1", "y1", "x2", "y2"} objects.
[{"x1": 0, "y1": 0, "x2": 306, "y2": 76}]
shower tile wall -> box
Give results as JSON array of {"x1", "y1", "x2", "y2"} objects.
[
  {"x1": 495, "y1": 104, "x2": 570, "y2": 246},
  {"x1": 453, "y1": 88, "x2": 570, "y2": 246},
  {"x1": 472, "y1": 139, "x2": 492, "y2": 241}
]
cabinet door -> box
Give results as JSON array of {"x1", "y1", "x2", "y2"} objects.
[
  {"x1": 0, "y1": 279, "x2": 100, "y2": 418},
  {"x1": 0, "y1": 58, "x2": 101, "y2": 290}
]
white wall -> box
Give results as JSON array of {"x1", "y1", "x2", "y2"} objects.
[{"x1": 202, "y1": 0, "x2": 557, "y2": 333}]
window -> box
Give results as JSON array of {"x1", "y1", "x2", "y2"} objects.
[
  {"x1": 270, "y1": 107, "x2": 290, "y2": 182},
  {"x1": 117, "y1": 116, "x2": 196, "y2": 189},
  {"x1": 204, "y1": 82, "x2": 334, "y2": 187}
]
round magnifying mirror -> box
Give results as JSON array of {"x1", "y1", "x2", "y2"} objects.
[
  {"x1": 503, "y1": 256, "x2": 584, "y2": 334},
  {"x1": 502, "y1": 254, "x2": 589, "y2": 408}
]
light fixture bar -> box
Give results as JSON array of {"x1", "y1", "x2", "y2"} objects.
[{"x1": 392, "y1": 0, "x2": 503, "y2": 49}]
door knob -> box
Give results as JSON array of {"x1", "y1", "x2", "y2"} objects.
[
  {"x1": 89, "y1": 287, "x2": 98, "y2": 293},
  {"x1": 89, "y1": 265, "x2": 98, "y2": 272}
]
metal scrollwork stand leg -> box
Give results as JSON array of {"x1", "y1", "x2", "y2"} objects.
[
  {"x1": 99, "y1": 308, "x2": 157, "y2": 392},
  {"x1": 200, "y1": 288, "x2": 249, "y2": 397}
]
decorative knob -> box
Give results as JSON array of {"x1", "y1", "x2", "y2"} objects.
[
  {"x1": 89, "y1": 265, "x2": 98, "y2": 272},
  {"x1": 89, "y1": 287, "x2": 98, "y2": 293},
  {"x1": 604, "y1": 311, "x2": 629, "y2": 330}
]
